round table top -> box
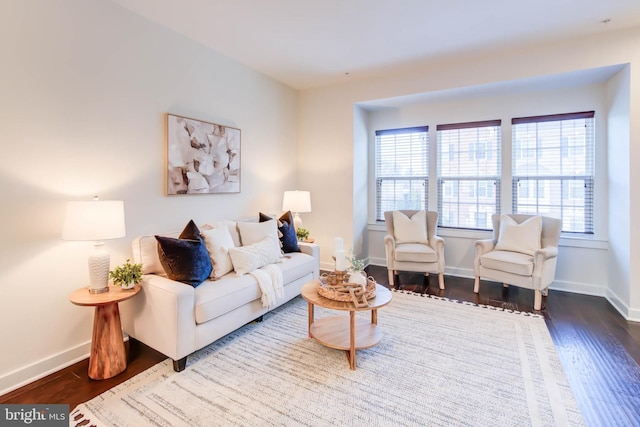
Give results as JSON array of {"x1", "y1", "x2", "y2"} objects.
[
  {"x1": 69, "y1": 284, "x2": 141, "y2": 306},
  {"x1": 301, "y1": 280, "x2": 392, "y2": 312}
]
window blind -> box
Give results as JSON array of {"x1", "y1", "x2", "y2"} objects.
[
  {"x1": 511, "y1": 111, "x2": 595, "y2": 234},
  {"x1": 436, "y1": 120, "x2": 501, "y2": 230},
  {"x1": 375, "y1": 126, "x2": 429, "y2": 221}
]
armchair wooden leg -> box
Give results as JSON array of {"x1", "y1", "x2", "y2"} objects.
[
  {"x1": 473, "y1": 276, "x2": 480, "y2": 293},
  {"x1": 534, "y1": 290, "x2": 542, "y2": 310},
  {"x1": 387, "y1": 269, "x2": 394, "y2": 287},
  {"x1": 503, "y1": 283, "x2": 509, "y2": 288},
  {"x1": 438, "y1": 273, "x2": 445, "y2": 290}
]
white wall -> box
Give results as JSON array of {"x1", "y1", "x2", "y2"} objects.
[
  {"x1": 363, "y1": 80, "x2": 610, "y2": 296},
  {"x1": 299, "y1": 27, "x2": 640, "y2": 318},
  {"x1": 606, "y1": 67, "x2": 633, "y2": 316},
  {"x1": 0, "y1": 0, "x2": 299, "y2": 393}
]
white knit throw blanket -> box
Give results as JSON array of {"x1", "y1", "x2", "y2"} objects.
[{"x1": 249, "y1": 264, "x2": 284, "y2": 308}]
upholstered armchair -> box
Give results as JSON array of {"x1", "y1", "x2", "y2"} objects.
[
  {"x1": 384, "y1": 210, "x2": 445, "y2": 289},
  {"x1": 474, "y1": 213, "x2": 561, "y2": 310}
]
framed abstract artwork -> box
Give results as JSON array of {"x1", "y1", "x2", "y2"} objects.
[{"x1": 166, "y1": 113, "x2": 241, "y2": 195}]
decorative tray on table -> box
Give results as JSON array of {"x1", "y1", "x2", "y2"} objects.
[{"x1": 317, "y1": 271, "x2": 376, "y2": 308}]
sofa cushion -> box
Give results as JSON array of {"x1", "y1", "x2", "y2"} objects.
[
  {"x1": 495, "y1": 215, "x2": 542, "y2": 256},
  {"x1": 194, "y1": 274, "x2": 262, "y2": 324},
  {"x1": 394, "y1": 243, "x2": 437, "y2": 263},
  {"x1": 194, "y1": 252, "x2": 314, "y2": 324},
  {"x1": 201, "y1": 226, "x2": 235, "y2": 279},
  {"x1": 155, "y1": 220, "x2": 212, "y2": 287},
  {"x1": 480, "y1": 250, "x2": 534, "y2": 276},
  {"x1": 279, "y1": 252, "x2": 315, "y2": 284},
  {"x1": 393, "y1": 210, "x2": 428, "y2": 244}
]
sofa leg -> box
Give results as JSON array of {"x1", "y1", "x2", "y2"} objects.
[
  {"x1": 172, "y1": 356, "x2": 187, "y2": 372},
  {"x1": 503, "y1": 283, "x2": 509, "y2": 288},
  {"x1": 387, "y1": 269, "x2": 394, "y2": 288},
  {"x1": 534, "y1": 290, "x2": 542, "y2": 311},
  {"x1": 255, "y1": 315, "x2": 264, "y2": 323},
  {"x1": 438, "y1": 273, "x2": 445, "y2": 290},
  {"x1": 473, "y1": 276, "x2": 480, "y2": 294}
]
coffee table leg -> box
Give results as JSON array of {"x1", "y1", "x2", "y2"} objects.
[
  {"x1": 307, "y1": 302, "x2": 314, "y2": 338},
  {"x1": 372, "y1": 309, "x2": 378, "y2": 325},
  {"x1": 349, "y1": 311, "x2": 355, "y2": 370}
]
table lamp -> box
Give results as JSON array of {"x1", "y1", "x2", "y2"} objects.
[
  {"x1": 282, "y1": 190, "x2": 311, "y2": 230},
  {"x1": 62, "y1": 196, "x2": 126, "y2": 293}
]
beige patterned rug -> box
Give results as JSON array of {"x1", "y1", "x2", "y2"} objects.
[{"x1": 71, "y1": 291, "x2": 583, "y2": 426}]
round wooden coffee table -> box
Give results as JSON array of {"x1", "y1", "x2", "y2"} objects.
[
  {"x1": 301, "y1": 281, "x2": 392, "y2": 370},
  {"x1": 69, "y1": 284, "x2": 141, "y2": 380}
]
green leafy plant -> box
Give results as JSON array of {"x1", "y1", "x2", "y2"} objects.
[
  {"x1": 109, "y1": 259, "x2": 143, "y2": 287},
  {"x1": 346, "y1": 250, "x2": 365, "y2": 272},
  {"x1": 296, "y1": 227, "x2": 309, "y2": 241}
]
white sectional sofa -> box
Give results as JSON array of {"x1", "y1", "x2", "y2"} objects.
[{"x1": 120, "y1": 219, "x2": 320, "y2": 371}]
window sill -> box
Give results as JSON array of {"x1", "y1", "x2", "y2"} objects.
[{"x1": 367, "y1": 222, "x2": 608, "y2": 250}]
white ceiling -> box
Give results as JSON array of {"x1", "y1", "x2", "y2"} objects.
[{"x1": 111, "y1": 0, "x2": 640, "y2": 89}]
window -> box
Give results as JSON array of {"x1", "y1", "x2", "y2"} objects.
[
  {"x1": 511, "y1": 111, "x2": 594, "y2": 234},
  {"x1": 375, "y1": 126, "x2": 429, "y2": 221},
  {"x1": 437, "y1": 120, "x2": 501, "y2": 230}
]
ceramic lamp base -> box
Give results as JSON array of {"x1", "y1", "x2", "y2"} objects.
[{"x1": 88, "y1": 242, "x2": 110, "y2": 294}]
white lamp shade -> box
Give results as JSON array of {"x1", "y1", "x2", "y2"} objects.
[
  {"x1": 62, "y1": 200, "x2": 126, "y2": 241},
  {"x1": 282, "y1": 191, "x2": 311, "y2": 213}
]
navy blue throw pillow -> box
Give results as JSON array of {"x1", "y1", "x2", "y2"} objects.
[
  {"x1": 156, "y1": 220, "x2": 212, "y2": 287},
  {"x1": 279, "y1": 221, "x2": 300, "y2": 253},
  {"x1": 259, "y1": 211, "x2": 300, "y2": 253}
]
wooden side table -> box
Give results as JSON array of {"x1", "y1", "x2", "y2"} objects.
[{"x1": 69, "y1": 284, "x2": 141, "y2": 380}]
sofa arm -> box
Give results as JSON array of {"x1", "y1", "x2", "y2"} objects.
[
  {"x1": 298, "y1": 241, "x2": 320, "y2": 279},
  {"x1": 120, "y1": 274, "x2": 196, "y2": 361}
]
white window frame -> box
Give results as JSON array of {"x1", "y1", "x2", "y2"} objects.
[
  {"x1": 437, "y1": 120, "x2": 501, "y2": 230},
  {"x1": 374, "y1": 126, "x2": 429, "y2": 221},
  {"x1": 511, "y1": 111, "x2": 595, "y2": 234}
]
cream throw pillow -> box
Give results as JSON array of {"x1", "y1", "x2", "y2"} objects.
[
  {"x1": 237, "y1": 219, "x2": 279, "y2": 247},
  {"x1": 228, "y1": 237, "x2": 282, "y2": 276},
  {"x1": 201, "y1": 227, "x2": 235, "y2": 279},
  {"x1": 393, "y1": 211, "x2": 428, "y2": 244},
  {"x1": 495, "y1": 215, "x2": 542, "y2": 255}
]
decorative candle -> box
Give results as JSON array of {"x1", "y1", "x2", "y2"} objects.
[
  {"x1": 335, "y1": 249, "x2": 346, "y2": 271},
  {"x1": 334, "y1": 237, "x2": 344, "y2": 256}
]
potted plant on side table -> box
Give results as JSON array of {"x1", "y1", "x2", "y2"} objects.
[{"x1": 109, "y1": 259, "x2": 143, "y2": 290}]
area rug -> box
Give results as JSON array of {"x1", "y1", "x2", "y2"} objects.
[{"x1": 70, "y1": 291, "x2": 583, "y2": 426}]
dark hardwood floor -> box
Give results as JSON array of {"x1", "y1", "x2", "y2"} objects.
[{"x1": 2, "y1": 266, "x2": 639, "y2": 426}]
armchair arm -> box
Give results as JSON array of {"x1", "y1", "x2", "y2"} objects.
[
  {"x1": 384, "y1": 234, "x2": 396, "y2": 269},
  {"x1": 534, "y1": 246, "x2": 558, "y2": 261},
  {"x1": 430, "y1": 235, "x2": 446, "y2": 273},
  {"x1": 430, "y1": 235, "x2": 445, "y2": 252},
  {"x1": 532, "y1": 246, "x2": 559, "y2": 289},
  {"x1": 475, "y1": 239, "x2": 495, "y2": 255},
  {"x1": 120, "y1": 274, "x2": 196, "y2": 361},
  {"x1": 474, "y1": 239, "x2": 495, "y2": 274}
]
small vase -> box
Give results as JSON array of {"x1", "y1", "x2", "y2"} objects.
[{"x1": 349, "y1": 271, "x2": 367, "y2": 293}]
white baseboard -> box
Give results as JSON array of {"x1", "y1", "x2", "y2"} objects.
[
  {"x1": 368, "y1": 258, "x2": 614, "y2": 308},
  {"x1": 606, "y1": 288, "x2": 640, "y2": 322},
  {"x1": 0, "y1": 340, "x2": 91, "y2": 397}
]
